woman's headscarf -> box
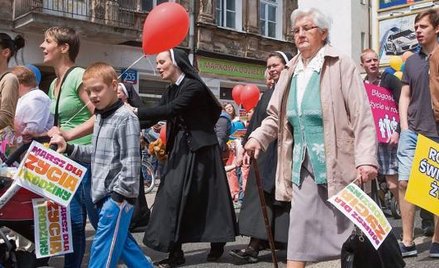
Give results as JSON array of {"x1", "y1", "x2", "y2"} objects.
[{"x1": 170, "y1": 48, "x2": 222, "y2": 120}]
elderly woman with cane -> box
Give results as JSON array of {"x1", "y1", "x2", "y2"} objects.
[{"x1": 244, "y1": 8, "x2": 378, "y2": 268}]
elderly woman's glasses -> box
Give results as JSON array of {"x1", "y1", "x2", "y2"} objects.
[{"x1": 291, "y1": 25, "x2": 319, "y2": 35}]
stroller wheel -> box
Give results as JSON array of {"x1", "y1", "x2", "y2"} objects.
[{"x1": 390, "y1": 197, "x2": 401, "y2": 219}]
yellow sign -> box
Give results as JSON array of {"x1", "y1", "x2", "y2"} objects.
[{"x1": 406, "y1": 134, "x2": 439, "y2": 215}]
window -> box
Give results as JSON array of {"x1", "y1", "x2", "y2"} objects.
[
  {"x1": 141, "y1": 0, "x2": 168, "y2": 12},
  {"x1": 43, "y1": 0, "x2": 89, "y2": 19},
  {"x1": 216, "y1": 0, "x2": 242, "y2": 30},
  {"x1": 260, "y1": 0, "x2": 282, "y2": 39}
]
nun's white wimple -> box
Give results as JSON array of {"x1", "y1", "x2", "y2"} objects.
[
  {"x1": 275, "y1": 51, "x2": 289, "y2": 64},
  {"x1": 118, "y1": 83, "x2": 128, "y2": 97},
  {"x1": 170, "y1": 49, "x2": 176, "y2": 66}
]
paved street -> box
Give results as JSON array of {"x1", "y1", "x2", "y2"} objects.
[{"x1": 48, "y1": 189, "x2": 439, "y2": 268}]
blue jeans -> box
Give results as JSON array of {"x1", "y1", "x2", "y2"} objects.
[
  {"x1": 89, "y1": 197, "x2": 152, "y2": 268},
  {"x1": 397, "y1": 129, "x2": 418, "y2": 181},
  {"x1": 64, "y1": 162, "x2": 99, "y2": 268}
]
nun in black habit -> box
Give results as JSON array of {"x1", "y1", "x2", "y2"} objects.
[
  {"x1": 229, "y1": 51, "x2": 293, "y2": 263},
  {"x1": 137, "y1": 49, "x2": 237, "y2": 268}
]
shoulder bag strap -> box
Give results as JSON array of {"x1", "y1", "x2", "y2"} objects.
[
  {"x1": 0, "y1": 71, "x2": 10, "y2": 82},
  {"x1": 54, "y1": 66, "x2": 77, "y2": 127}
]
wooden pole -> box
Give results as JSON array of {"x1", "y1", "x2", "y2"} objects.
[{"x1": 252, "y1": 160, "x2": 278, "y2": 268}]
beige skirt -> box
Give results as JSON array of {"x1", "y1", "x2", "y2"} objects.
[{"x1": 287, "y1": 165, "x2": 353, "y2": 262}]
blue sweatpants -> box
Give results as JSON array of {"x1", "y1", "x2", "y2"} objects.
[{"x1": 89, "y1": 197, "x2": 152, "y2": 268}]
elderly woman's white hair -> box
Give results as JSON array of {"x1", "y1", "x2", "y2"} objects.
[{"x1": 290, "y1": 8, "x2": 331, "y2": 44}]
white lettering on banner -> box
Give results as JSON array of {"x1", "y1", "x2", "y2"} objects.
[{"x1": 371, "y1": 89, "x2": 395, "y2": 101}]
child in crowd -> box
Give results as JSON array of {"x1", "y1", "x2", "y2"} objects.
[
  {"x1": 12, "y1": 66, "x2": 53, "y2": 143},
  {"x1": 50, "y1": 62, "x2": 152, "y2": 268}
]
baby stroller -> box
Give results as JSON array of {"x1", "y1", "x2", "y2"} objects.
[
  {"x1": 373, "y1": 174, "x2": 401, "y2": 219},
  {"x1": 0, "y1": 137, "x2": 51, "y2": 268}
]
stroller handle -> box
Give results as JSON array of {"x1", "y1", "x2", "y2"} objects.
[{"x1": 4, "y1": 136, "x2": 51, "y2": 166}]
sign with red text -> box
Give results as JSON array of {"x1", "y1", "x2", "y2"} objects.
[
  {"x1": 15, "y1": 141, "x2": 86, "y2": 207},
  {"x1": 328, "y1": 182, "x2": 392, "y2": 249},
  {"x1": 364, "y1": 83, "x2": 399, "y2": 143},
  {"x1": 32, "y1": 198, "x2": 73, "y2": 258}
]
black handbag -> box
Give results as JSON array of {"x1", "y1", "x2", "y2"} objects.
[
  {"x1": 341, "y1": 226, "x2": 405, "y2": 268},
  {"x1": 340, "y1": 182, "x2": 405, "y2": 268}
]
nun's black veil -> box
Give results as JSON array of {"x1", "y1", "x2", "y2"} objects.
[
  {"x1": 171, "y1": 48, "x2": 222, "y2": 119},
  {"x1": 121, "y1": 82, "x2": 143, "y2": 107}
]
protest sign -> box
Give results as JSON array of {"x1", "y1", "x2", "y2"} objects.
[
  {"x1": 406, "y1": 134, "x2": 439, "y2": 215},
  {"x1": 364, "y1": 83, "x2": 399, "y2": 143},
  {"x1": 32, "y1": 198, "x2": 73, "y2": 258},
  {"x1": 15, "y1": 141, "x2": 86, "y2": 207},
  {"x1": 328, "y1": 182, "x2": 392, "y2": 249}
]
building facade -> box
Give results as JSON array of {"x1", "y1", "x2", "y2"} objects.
[
  {"x1": 1, "y1": 0, "x2": 296, "y2": 105},
  {"x1": 298, "y1": 0, "x2": 370, "y2": 66}
]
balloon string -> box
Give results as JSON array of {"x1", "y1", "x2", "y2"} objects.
[
  {"x1": 64, "y1": 54, "x2": 151, "y2": 126},
  {"x1": 64, "y1": 100, "x2": 91, "y2": 126},
  {"x1": 146, "y1": 56, "x2": 157, "y2": 76},
  {"x1": 118, "y1": 55, "x2": 145, "y2": 79}
]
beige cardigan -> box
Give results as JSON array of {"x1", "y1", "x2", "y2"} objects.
[
  {"x1": 0, "y1": 72, "x2": 19, "y2": 129},
  {"x1": 249, "y1": 45, "x2": 378, "y2": 202}
]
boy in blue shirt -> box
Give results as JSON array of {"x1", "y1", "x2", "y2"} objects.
[{"x1": 50, "y1": 62, "x2": 152, "y2": 268}]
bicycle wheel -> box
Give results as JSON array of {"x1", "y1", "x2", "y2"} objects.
[{"x1": 142, "y1": 162, "x2": 156, "y2": 194}]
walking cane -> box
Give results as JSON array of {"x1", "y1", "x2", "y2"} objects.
[{"x1": 252, "y1": 159, "x2": 278, "y2": 268}]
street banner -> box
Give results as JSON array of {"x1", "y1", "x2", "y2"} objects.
[
  {"x1": 32, "y1": 198, "x2": 73, "y2": 258},
  {"x1": 15, "y1": 141, "x2": 86, "y2": 207},
  {"x1": 364, "y1": 83, "x2": 399, "y2": 143},
  {"x1": 328, "y1": 182, "x2": 392, "y2": 249},
  {"x1": 406, "y1": 134, "x2": 439, "y2": 215}
]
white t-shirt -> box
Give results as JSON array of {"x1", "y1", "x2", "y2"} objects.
[{"x1": 14, "y1": 89, "x2": 54, "y2": 136}]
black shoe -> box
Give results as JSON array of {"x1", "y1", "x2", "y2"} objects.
[
  {"x1": 207, "y1": 243, "x2": 225, "y2": 262},
  {"x1": 229, "y1": 247, "x2": 259, "y2": 263},
  {"x1": 399, "y1": 242, "x2": 418, "y2": 258},
  {"x1": 154, "y1": 251, "x2": 185, "y2": 268}
]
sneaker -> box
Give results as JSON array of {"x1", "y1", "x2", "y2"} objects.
[
  {"x1": 399, "y1": 242, "x2": 418, "y2": 258},
  {"x1": 430, "y1": 242, "x2": 439, "y2": 258}
]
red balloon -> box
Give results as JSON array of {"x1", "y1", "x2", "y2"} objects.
[
  {"x1": 159, "y1": 125, "x2": 167, "y2": 145},
  {"x1": 240, "y1": 84, "x2": 260, "y2": 112},
  {"x1": 142, "y1": 3, "x2": 189, "y2": 54},
  {"x1": 232, "y1": 84, "x2": 244, "y2": 105}
]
